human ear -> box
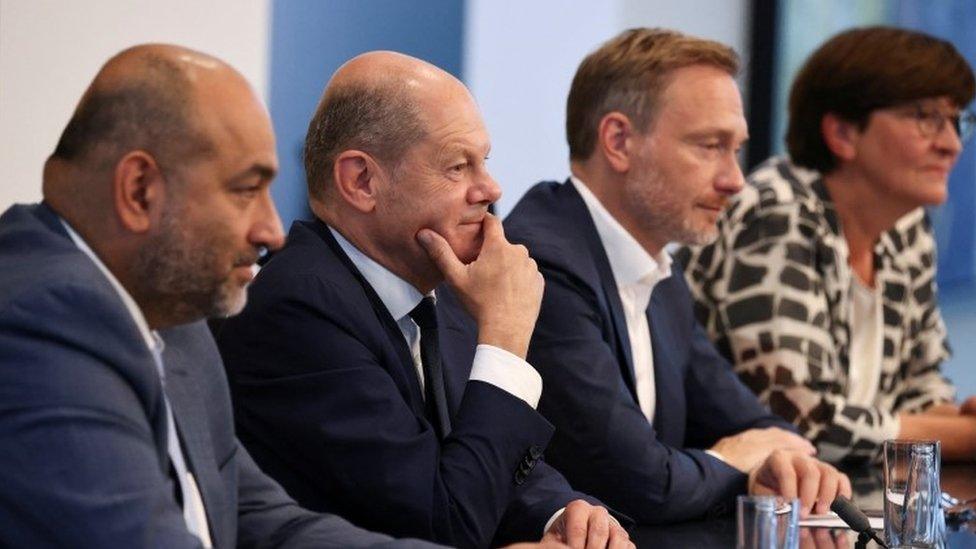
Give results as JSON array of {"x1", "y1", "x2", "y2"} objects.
[
  {"x1": 821, "y1": 113, "x2": 859, "y2": 162},
  {"x1": 112, "y1": 150, "x2": 166, "y2": 233},
  {"x1": 333, "y1": 150, "x2": 383, "y2": 213},
  {"x1": 597, "y1": 112, "x2": 636, "y2": 173}
]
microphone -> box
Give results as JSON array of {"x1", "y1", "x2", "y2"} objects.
[{"x1": 831, "y1": 495, "x2": 887, "y2": 548}]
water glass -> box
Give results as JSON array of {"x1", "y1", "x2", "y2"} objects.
[
  {"x1": 736, "y1": 495, "x2": 799, "y2": 549},
  {"x1": 883, "y1": 439, "x2": 946, "y2": 548}
]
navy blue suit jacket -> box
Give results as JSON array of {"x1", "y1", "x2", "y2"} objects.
[
  {"x1": 215, "y1": 218, "x2": 602, "y2": 548},
  {"x1": 0, "y1": 203, "x2": 435, "y2": 548},
  {"x1": 504, "y1": 181, "x2": 791, "y2": 523}
]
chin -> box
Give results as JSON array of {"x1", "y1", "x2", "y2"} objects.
[
  {"x1": 210, "y1": 283, "x2": 249, "y2": 318},
  {"x1": 452, "y1": 240, "x2": 484, "y2": 265}
]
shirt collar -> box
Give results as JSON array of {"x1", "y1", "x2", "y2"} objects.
[
  {"x1": 570, "y1": 175, "x2": 671, "y2": 289},
  {"x1": 329, "y1": 225, "x2": 428, "y2": 322},
  {"x1": 59, "y1": 217, "x2": 163, "y2": 356}
]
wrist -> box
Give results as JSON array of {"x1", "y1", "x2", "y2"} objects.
[{"x1": 478, "y1": 323, "x2": 530, "y2": 359}]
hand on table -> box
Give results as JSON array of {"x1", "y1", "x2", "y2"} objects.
[
  {"x1": 544, "y1": 499, "x2": 634, "y2": 549},
  {"x1": 748, "y1": 450, "x2": 852, "y2": 517},
  {"x1": 711, "y1": 427, "x2": 816, "y2": 473}
]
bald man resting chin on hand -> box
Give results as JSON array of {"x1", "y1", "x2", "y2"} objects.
[{"x1": 216, "y1": 51, "x2": 633, "y2": 549}]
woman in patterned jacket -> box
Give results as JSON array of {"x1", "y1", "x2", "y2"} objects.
[{"x1": 680, "y1": 27, "x2": 976, "y2": 464}]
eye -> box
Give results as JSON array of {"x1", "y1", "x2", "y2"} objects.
[
  {"x1": 235, "y1": 185, "x2": 261, "y2": 199},
  {"x1": 449, "y1": 161, "x2": 468, "y2": 173}
]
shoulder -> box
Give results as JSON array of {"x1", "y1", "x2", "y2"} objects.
[
  {"x1": 727, "y1": 157, "x2": 823, "y2": 224},
  {"x1": 505, "y1": 180, "x2": 602, "y2": 290}
]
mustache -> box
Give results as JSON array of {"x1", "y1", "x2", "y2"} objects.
[{"x1": 233, "y1": 246, "x2": 266, "y2": 267}]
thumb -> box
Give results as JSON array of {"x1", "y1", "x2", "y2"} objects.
[{"x1": 417, "y1": 229, "x2": 465, "y2": 284}]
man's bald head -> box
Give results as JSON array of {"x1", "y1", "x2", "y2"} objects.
[
  {"x1": 304, "y1": 51, "x2": 464, "y2": 206},
  {"x1": 41, "y1": 44, "x2": 283, "y2": 328},
  {"x1": 49, "y1": 44, "x2": 234, "y2": 179}
]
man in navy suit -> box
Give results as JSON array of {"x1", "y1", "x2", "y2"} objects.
[
  {"x1": 504, "y1": 29, "x2": 852, "y2": 525},
  {"x1": 0, "y1": 44, "x2": 442, "y2": 548},
  {"x1": 215, "y1": 51, "x2": 632, "y2": 549}
]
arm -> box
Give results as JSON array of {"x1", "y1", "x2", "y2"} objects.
[
  {"x1": 526, "y1": 264, "x2": 749, "y2": 524},
  {"x1": 219, "y1": 275, "x2": 555, "y2": 549},
  {"x1": 683, "y1": 200, "x2": 901, "y2": 464},
  {"x1": 0, "y1": 287, "x2": 204, "y2": 548},
  {"x1": 234, "y1": 440, "x2": 447, "y2": 549}
]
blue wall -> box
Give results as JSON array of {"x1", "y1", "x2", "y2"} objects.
[
  {"x1": 268, "y1": 0, "x2": 465, "y2": 229},
  {"x1": 891, "y1": 0, "x2": 976, "y2": 287}
]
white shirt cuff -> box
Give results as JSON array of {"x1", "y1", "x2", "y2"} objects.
[
  {"x1": 469, "y1": 344, "x2": 542, "y2": 408},
  {"x1": 704, "y1": 449, "x2": 728, "y2": 464},
  {"x1": 543, "y1": 508, "x2": 566, "y2": 536}
]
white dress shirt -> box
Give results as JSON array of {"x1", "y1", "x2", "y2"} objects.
[
  {"x1": 847, "y1": 276, "x2": 884, "y2": 408},
  {"x1": 329, "y1": 226, "x2": 543, "y2": 408},
  {"x1": 60, "y1": 219, "x2": 212, "y2": 547},
  {"x1": 571, "y1": 177, "x2": 671, "y2": 423}
]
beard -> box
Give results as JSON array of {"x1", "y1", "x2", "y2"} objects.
[
  {"x1": 132, "y1": 201, "x2": 256, "y2": 324},
  {"x1": 623, "y1": 157, "x2": 719, "y2": 248}
]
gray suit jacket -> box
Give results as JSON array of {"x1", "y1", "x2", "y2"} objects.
[{"x1": 0, "y1": 203, "x2": 441, "y2": 548}]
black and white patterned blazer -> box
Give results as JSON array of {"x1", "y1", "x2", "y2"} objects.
[{"x1": 678, "y1": 156, "x2": 955, "y2": 465}]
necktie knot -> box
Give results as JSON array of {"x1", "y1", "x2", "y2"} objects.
[{"x1": 408, "y1": 296, "x2": 438, "y2": 329}]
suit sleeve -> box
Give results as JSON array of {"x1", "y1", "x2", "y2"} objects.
[
  {"x1": 888, "y1": 224, "x2": 954, "y2": 414},
  {"x1": 675, "y1": 273, "x2": 793, "y2": 451},
  {"x1": 234, "y1": 440, "x2": 446, "y2": 549},
  {"x1": 219, "y1": 273, "x2": 557, "y2": 548},
  {"x1": 526, "y1": 264, "x2": 747, "y2": 524},
  {"x1": 0, "y1": 284, "x2": 205, "y2": 548}
]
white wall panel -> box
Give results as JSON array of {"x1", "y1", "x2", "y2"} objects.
[{"x1": 0, "y1": 0, "x2": 270, "y2": 210}]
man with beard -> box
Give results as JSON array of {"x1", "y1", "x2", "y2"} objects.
[
  {"x1": 504, "y1": 28, "x2": 851, "y2": 525},
  {"x1": 215, "y1": 51, "x2": 632, "y2": 549},
  {"x1": 0, "y1": 44, "x2": 446, "y2": 548}
]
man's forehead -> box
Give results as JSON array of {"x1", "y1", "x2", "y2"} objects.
[{"x1": 654, "y1": 66, "x2": 746, "y2": 131}]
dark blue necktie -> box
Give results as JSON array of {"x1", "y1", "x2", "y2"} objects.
[{"x1": 409, "y1": 297, "x2": 452, "y2": 440}]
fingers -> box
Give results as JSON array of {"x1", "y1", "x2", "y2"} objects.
[
  {"x1": 607, "y1": 521, "x2": 634, "y2": 549},
  {"x1": 560, "y1": 500, "x2": 591, "y2": 549},
  {"x1": 756, "y1": 450, "x2": 798, "y2": 500},
  {"x1": 480, "y1": 212, "x2": 505, "y2": 245},
  {"x1": 794, "y1": 456, "x2": 822, "y2": 517},
  {"x1": 584, "y1": 506, "x2": 610, "y2": 549},
  {"x1": 838, "y1": 470, "x2": 852, "y2": 499},
  {"x1": 416, "y1": 229, "x2": 465, "y2": 283},
  {"x1": 814, "y1": 463, "x2": 839, "y2": 515}
]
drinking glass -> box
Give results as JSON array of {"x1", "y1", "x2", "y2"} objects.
[
  {"x1": 883, "y1": 439, "x2": 945, "y2": 548},
  {"x1": 736, "y1": 495, "x2": 799, "y2": 549}
]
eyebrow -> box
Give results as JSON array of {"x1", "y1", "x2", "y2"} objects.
[
  {"x1": 229, "y1": 164, "x2": 277, "y2": 184},
  {"x1": 686, "y1": 128, "x2": 750, "y2": 142}
]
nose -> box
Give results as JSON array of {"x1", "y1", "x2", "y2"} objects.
[
  {"x1": 935, "y1": 119, "x2": 963, "y2": 157},
  {"x1": 250, "y1": 193, "x2": 286, "y2": 253},
  {"x1": 715, "y1": 153, "x2": 746, "y2": 196},
  {"x1": 469, "y1": 169, "x2": 502, "y2": 205}
]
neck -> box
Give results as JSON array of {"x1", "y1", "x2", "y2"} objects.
[
  {"x1": 318, "y1": 208, "x2": 439, "y2": 294},
  {"x1": 570, "y1": 160, "x2": 667, "y2": 256},
  {"x1": 823, "y1": 165, "x2": 914, "y2": 286}
]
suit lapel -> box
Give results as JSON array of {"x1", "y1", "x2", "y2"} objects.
[
  {"x1": 561, "y1": 182, "x2": 640, "y2": 402},
  {"x1": 161, "y1": 345, "x2": 225, "y2": 548},
  {"x1": 307, "y1": 220, "x2": 427, "y2": 418}
]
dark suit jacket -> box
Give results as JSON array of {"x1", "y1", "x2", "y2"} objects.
[
  {"x1": 0, "y1": 203, "x2": 435, "y2": 548},
  {"x1": 504, "y1": 180, "x2": 792, "y2": 524},
  {"x1": 215, "y1": 218, "x2": 601, "y2": 548}
]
